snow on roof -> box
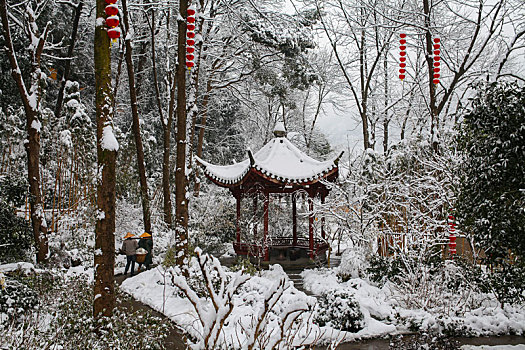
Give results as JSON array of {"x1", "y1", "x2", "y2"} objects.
[{"x1": 196, "y1": 137, "x2": 341, "y2": 185}]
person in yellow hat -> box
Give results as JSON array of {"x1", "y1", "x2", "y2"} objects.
[
  {"x1": 121, "y1": 232, "x2": 138, "y2": 276},
  {"x1": 138, "y1": 232, "x2": 153, "y2": 271}
]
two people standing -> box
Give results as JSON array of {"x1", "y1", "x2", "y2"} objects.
[{"x1": 120, "y1": 232, "x2": 153, "y2": 276}]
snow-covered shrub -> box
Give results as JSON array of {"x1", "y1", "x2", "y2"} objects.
[
  {"x1": 1, "y1": 273, "x2": 170, "y2": 349},
  {"x1": 366, "y1": 255, "x2": 403, "y2": 286},
  {"x1": 486, "y1": 260, "x2": 525, "y2": 307},
  {"x1": 0, "y1": 276, "x2": 39, "y2": 323},
  {"x1": 337, "y1": 245, "x2": 371, "y2": 282},
  {"x1": 314, "y1": 289, "x2": 364, "y2": 332},
  {"x1": 168, "y1": 249, "x2": 316, "y2": 349},
  {"x1": 0, "y1": 202, "x2": 33, "y2": 263},
  {"x1": 189, "y1": 190, "x2": 236, "y2": 254}
]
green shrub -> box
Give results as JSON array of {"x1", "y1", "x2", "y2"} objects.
[
  {"x1": 486, "y1": 260, "x2": 525, "y2": 307},
  {"x1": 314, "y1": 289, "x2": 364, "y2": 332},
  {"x1": 0, "y1": 202, "x2": 33, "y2": 263}
]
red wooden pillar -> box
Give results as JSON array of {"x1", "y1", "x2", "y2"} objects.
[
  {"x1": 236, "y1": 194, "x2": 241, "y2": 247},
  {"x1": 321, "y1": 193, "x2": 326, "y2": 240},
  {"x1": 308, "y1": 194, "x2": 314, "y2": 259},
  {"x1": 253, "y1": 195, "x2": 258, "y2": 239},
  {"x1": 263, "y1": 191, "x2": 270, "y2": 261},
  {"x1": 292, "y1": 192, "x2": 297, "y2": 246}
]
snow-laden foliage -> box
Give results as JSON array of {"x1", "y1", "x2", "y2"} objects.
[
  {"x1": 0, "y1": 269, "x2": 169, "y2": 349},
  {"x1": 302, "y1": 264, "x2": 525, "y2": 338},
  {"x1": 456, "y1": 82, "x2": 525, "y2": 263},
  {"x1": 314, "y1": 289, "x2": 364, "y2": 332},
  {"x1": 323, "y1": 138, "x2": 458, "y2": 256},
  {"x1": 167, "y1": 249, "x2": 316, "y2": 349}
]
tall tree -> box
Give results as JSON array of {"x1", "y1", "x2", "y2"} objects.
[
  {"x1": 93, "y1": 0, "x2": 118, "y2": 317},
  {"x1": 175, "y1": 0, "x2": 189, "y2": 264},
  {"x1": 456, "y1": 82, "x2": 525, "y2": 263},
  {"x1": 121, "y1": 0, "x2": 151, "y2": 234},
  {"x1": 0, "y1": 0, "x2": 50, "y2": 263},
  {"x1": 54, "y1": 0, "x2": 83, "y2": 120}
]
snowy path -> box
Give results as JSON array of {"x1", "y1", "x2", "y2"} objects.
[{"x1": 115, "y1": 273, "x2": 186, "y2": 349}]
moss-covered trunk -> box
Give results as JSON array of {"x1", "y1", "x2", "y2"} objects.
[{"x1": 93, "y1": 0, "x2": 117, "y2": 318}]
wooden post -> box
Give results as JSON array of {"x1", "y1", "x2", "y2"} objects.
[
  {"x1": 321, "y1": 193, "x2": 326, "y2": 239},
  {"x1": 236, "y1": 194, "x2": 241, "y2": 245},
  {"x1": 292, "y1": 192, "x2": 297, "y2": 246},
  {"x1": 309, "y1": 193, "x2": 314, "y2": 259},
  {"x1": 263, "y1": 191, "x2": 269, "y2": 261},
  {"x1": 253, "y1": 195, "x2": 258, "y2": 239}
]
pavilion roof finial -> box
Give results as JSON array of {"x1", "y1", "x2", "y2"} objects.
[{"x1": 273, "y1": 121, "x2": 287, "y2": 138}]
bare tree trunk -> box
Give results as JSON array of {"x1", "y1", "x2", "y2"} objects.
[
  {"x1": 54, "y1": 1, "x2": 83, "y2": 120},
  {"x1": 93, "y1": 0, "x2": 117, "y2": 318},
  {"x1": 175, "y1": 0, "x2": 189, "y2": 265},
  {"x1": 151, "y1": 11, "x2": 174, "y2": 228},
  {"x1": 122, "y1": 0, "x2": 151, "y2": 233},
  {"x1": 422, "y1": 0, "x2": 438, "y2": 151},
  {"x1": 383, "y1": 49, "x2": 389, "y2": 153},
  {"x1": 193, "y1": 80, "x2": 212, "y2": 196},
  {"x1": 0, "y1": 0, "x2": 48, "y2": 263}
]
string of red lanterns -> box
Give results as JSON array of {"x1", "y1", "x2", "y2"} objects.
[
  {"x1": 399, "y1": 33, "x2": 407, "y2": 80},
  {"x1": 186, "y1": 6, "x2": 196, "y2": 70},
  {"x1": 448, "y1": 214, "x2": 457, "y2": 258},
  {"x1": 433, "y1": 38, "x2": 440, "y2": 85},
  {"x1": 105, "y1": 0, "x2": 120, "y2": 43}
]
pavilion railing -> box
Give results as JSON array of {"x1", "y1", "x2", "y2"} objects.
[{"x1": 233, "y1": 237, "x2": 329, "y2": 257}]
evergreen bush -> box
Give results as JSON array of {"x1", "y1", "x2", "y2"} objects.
[{"x1": 314, "y1": 289, "x2": 364, "y2": 332}]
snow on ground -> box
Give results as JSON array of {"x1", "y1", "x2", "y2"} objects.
[
  {"x1": 120, "y1": 258, "x2": 414, "y2": 347},
  {"x1": 301, "y1": 267, "x2": 525, "y2": 338}
]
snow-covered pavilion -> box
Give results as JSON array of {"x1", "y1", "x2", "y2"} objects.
[{"x1": 196, "y1": 123, "x2": 343, "y2": 262}]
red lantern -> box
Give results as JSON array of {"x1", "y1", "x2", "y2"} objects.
[
  {"x1": 108, "y1": 28, "x2": 120, "y2": 39},
  {"x1": 399, "y1": 74, "x2": 405, "y2": 80},
  {"x1": 400, "y1": 51, "x2": 406, "y2": 56},
  {"x1": 186, "y1": 61, "x2": 194, "y2": 68},
  {"x1": 186, "y1": 54, "x2": 194, "y2": 61},
  {"x1": 449, "y1": 236, "x2": 457, "y2": 242},
  {"x1": 400, "y1": 33, "x2": 406, "y2": 38},
  {"x1": 187, "y1": 16, "x2": 195, "y2": 23},
  {"x1": 400, "y1": 45, "x2": 406, "y2": 51},
  {"x1": 187, "y1": 31, "x2": 195, "y2": 38},
  {"x1": 399, "y1": 68, "x2": 406, "y2": 73},
  {"x1": 434, "y1": 38, "x2": 440, "y2": 43},
  {"x1": 187, "y1": 8, "x2": 196, "y2": 16},
  {"x1": 434, "y1": 62, "x2": 440, "y2": 67},
  {"x1": 400, "y1": 57, "x2": 406, "y2": 62},
  {"x1": 434, "y1": 56, "x2": 440, "y2": 61},
  {"x1": 433, "y1": 79, "x2": 439, "y2": 84},
  {"x1": 434, "y1": 50, "x2": 440, "y2": 55},
  {"x1": 434, "y1": 44, "x2": 440, "y2": 50},
  {"x1": 105, "y1": 0, "x2": 117, "y2": 4},
  {"x1": 400, "y1": 39, "x2": 406, "y2": 45},
  {"x1": 434, "y1": 67, "x2": 440, "y2": 72},
  {"x1": 400, "y1": 63, "x2": 406, "y2": 68},
  {"x1": 434, "y1": 73, "x2": 440, "y2": 78},
  {"x1": 106, "y1": 16, "x2": 119, "y2": 28},
  {"x1": 187, "y1": 47, "x2": 195, "y2": 53},
  {"x1": 187, "y1": 39, "x2": 195, "y2": 46},
  {"x1": 105, "y1": 5, "x2": 118, "y2": 16},
  {"x1": 187, "y1": 24, "x2": 195, "y2": 31}
]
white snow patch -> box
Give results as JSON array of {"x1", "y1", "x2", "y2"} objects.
[
  {"x1": 31, "y1": 119, "x2": 42, "y2": 132},
  {"x1": 100, "y1": 125, "x2": 119, "y2": 151}
]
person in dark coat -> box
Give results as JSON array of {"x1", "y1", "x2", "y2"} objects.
[
  {"x1": 138, "y1": 232, "x2": 153, "y2": 271},
  {"x1": 121, "y1": 232, "x2": 138, "y2": 276}
]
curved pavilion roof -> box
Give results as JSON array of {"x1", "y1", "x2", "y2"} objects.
[{"x1": 195, "y1": 136, "x2": 343, "y2": 187}]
